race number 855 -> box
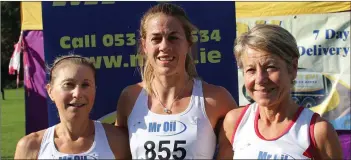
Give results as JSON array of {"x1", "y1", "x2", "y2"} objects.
[{"x1": 144, "y1": 140, "x2": 187, "y2": 160}]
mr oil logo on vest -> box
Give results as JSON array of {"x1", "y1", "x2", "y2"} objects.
[
  {"x1": 258, "y1": 151, "x2": 295, "y2": 160},
  {"x1": 58, "y1": 155, "x2": 97, "y2": 160},
  {"x1": 148, "y1": 120, "x2": 187, "y2": 136}
]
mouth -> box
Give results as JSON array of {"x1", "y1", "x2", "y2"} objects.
[
  {"x1": 157, "y1": 56, "x2": 175, "y2": 63},
  {"x1": 67, "y1": 103, "x2": 86, "y2": 108},
  {"x1": 254, "y1": 88, "x2": 275, "y2": 93}
]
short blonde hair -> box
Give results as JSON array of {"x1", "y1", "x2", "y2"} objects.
[{"x1": 234, "y1": 24, "x2": 300, "y2": 72}]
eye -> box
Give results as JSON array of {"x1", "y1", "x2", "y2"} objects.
[
  {"x1": 81, "y1": 82, "x2": 91, "y2": 88},
  {"x1": 168, "y1": 36, "x2": 178, "y2": 41},
  {"x1": 62, "y1": 82, "x2": 75, "y2": 89},
  {"x1": 267, "y1": 66, "x2": 278, "y2": 72},
  {"x1": 245, "y1": 68, "x2": 255, "y2": 74},
  {"x1": 151, "y1": 37, "x2": 161, "y2": 43}
]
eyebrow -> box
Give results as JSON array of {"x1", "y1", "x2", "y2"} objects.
[
  {"x1": 244, "y1": 58, "x2": 279, "y2": 68},
  {"x1": 61, "y1": 78, "x2": 75, "y2": 82},
  {"x1": 83, "y1": 79, "x2": 94, "y2": 83},
  {"x1": 263, "y1": 58, "x2": 279, "y2": 65},
  {"x1": 60, "y1": 78, "x2": 93, "y2": 83},
  {"x1": 151, "y1": 31, "x2": 179, "y2": 36},
  {"x1": 244, "y1": 64, "x2": 255, "y2": 69}
]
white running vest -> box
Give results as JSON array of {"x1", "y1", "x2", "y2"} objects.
[
  {"x1": 38, "y1": 121, "x2": 115, "y2": 159},
  {"x1": 128, "y1": 79, "x2": 216, "y2": 159},
  {"x1": 232, "y1": 103, "x2": 317, "y2": 159}
]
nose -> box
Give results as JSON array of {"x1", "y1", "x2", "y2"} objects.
[
  {"x1": 255, "y1": 68, "x2": 268, "y2": 85},
  {"x1": 159, "y1": 38, "x2": 172, "y2": 53},
  {"x1": 72, "y1": 85, "x2": 83, "y2": 99}
]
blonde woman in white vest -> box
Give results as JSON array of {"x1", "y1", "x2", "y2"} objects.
[
  {"x1": 219, "y1": 24, "x2": 343, "y2": 159},
  {"x1": 14, "y1": 55, "x2": 131, "y2": 159},
  {"x1": 114, "y1": 3, "x2": 238, "y2": 159}
]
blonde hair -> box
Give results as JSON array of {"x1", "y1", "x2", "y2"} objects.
[
  {"x1": 47, "y1": 54, "x2": 96, "y2": 85},
  {"x1": 234, "y1": 24, "x2": 300, "y2": 73},
  {"x1": 138, "y1": 3, "x2": 199, "y2": 94}
]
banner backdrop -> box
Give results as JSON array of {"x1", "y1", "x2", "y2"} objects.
[
  {"x1": 41, "y1": 1, "x2": 238, "y2": 126},
  {"x1": 236, "y1": 11, "x2": 351, "y2": 130}
]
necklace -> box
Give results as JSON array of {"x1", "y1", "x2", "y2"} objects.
[{"x1": 153, "y1": 79, "x2": 191, "y2": 114}]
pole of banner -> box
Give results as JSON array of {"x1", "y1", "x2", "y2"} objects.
[{"x1": 16, "y1": 31, "x2": 23, "y2": 89}]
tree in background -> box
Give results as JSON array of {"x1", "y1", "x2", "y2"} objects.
[{"x1": 1, "y1": 1, "x2": 21, "y2": 88}]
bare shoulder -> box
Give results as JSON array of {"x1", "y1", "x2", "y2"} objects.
[
  {"x1": 216, "y1": 106, "x2": 247, "y2": 159},
  {"x1": 115, "y1": 83, "x2": 143, "y2": 127},
  {"x1": 314, "y1": 116, "x2": 332, "y2": 130},
  {"x1": 313, "y1": 115, "x2": 339, "y2": 142},
  {"x1": 122, "y1": 82, "x2": 143, "y2": 96},
  {"x1": 119, "y1": 83, "x2": 144, "y2": 105},
  {"x1": 224, "y1": 106, "x2": 247, "y2": 125},
  {"x1": 102, "y1": 123, "x2": 131, "y2": 159},
  {"x1": 14, "y1": 129, "x2": 46, "y2": 159},
  {"x1": 16, "y1": 129, "x2": 46, "y2": 150},
  {"x1": 202, "y1": 81, "x2": 227, "y2": 94},
  {"x1": 313, "y1": 115, "x2": 343, "y2": 158},
  {"x1": 203, "y1": 82, "x2": 237, "y2": 103},
  {"x1": 202, "y1": 81, "x2": 238, "y2": 115},
  {"x1": 222, "y1": 106, "x2": 248, "y2": 142}
]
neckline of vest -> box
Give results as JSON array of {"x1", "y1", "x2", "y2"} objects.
[
  {"x1": 143, "y1": 78, "x2": 201, "y2": 117},
  {"x1": 50, "y1": 120, "x2": 98, "y2": 155},
  {"x1": 253, "y1": 104, "x2": 304, "y2": 141}
]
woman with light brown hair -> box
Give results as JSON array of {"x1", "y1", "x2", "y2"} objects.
[
  {"x1": 115, "y1": 3, "x2": 237, "y2": 159},
  {"x1": 219, "y1": 24, "x2": 343, "y2": 159},
  {"x1": 14, "y1": 55, "x2": 131, "y2": 159}
]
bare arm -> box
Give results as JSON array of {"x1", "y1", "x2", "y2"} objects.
[
  {"x1": 14, "y1": 132, "x2": 43, "y2": 159},
  {"x1": 214, "y1": 86, "x2": 238, "y2": 117},
  {"x1": 115, "y1": 84, "x2": 142, "y2": 127},
  {"x1": 203, "y1": 84, "x2": 238, "y2": 127},
  {"x1": 202, "y1": 84, "x2": 239, "y2": 159},
  {"x1": 314, "y1": 117, "x2": 343, "y2": 159},
  {"x1": 216, "y1": 112, "x2": 235, "y2": 159},
  {"x1": 216, "y1": 107, "x2": 245, "y2": 159},
  {"x1": 103, "y1": 124, "x2": 132, "y2": 159},
  {"x1": 115, "y1": 87, "x2": 129, "y2": 127}
]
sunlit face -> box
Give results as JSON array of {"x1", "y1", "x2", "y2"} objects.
[
  {"x1": 242, "y1": 48, "x2": 296, "y2": 107},
  {"x1": 47, "y1": 63, "x2": 96, "y2": 121},
  {"x1": 142, "y1": 13, "x2": 190, "y2": 76}
]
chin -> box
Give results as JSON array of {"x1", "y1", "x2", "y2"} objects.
[
  {"x1": 256, "y1": 101, "x2": 274, "y2": 108},
  {"x1": 156, "y1": 69, "x2": 178, "y2": 76},
  {"x1": 66, "y1": 112, "x2": 89, "y2": 120},
  {"x1": 66, "y1": 106, "x2": 91, "y2": 115},
  {"x1": 253, "y1": 97, "x2": 279, "y2": 107}
]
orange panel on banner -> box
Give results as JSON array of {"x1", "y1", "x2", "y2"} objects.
[
  {"x1": 21, "y1": 2, "x2": 351, "y2": 30},
  {"x1": 21, "y1": 2, "x2": 42, "y2": 30}
]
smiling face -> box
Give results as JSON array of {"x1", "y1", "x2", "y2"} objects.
[
  {"x1": 242, "y1": 47, "x2": 297, "y2": 107},
  {"x1": 142, "y1": 13, "x2": 190, "y2": 77},
  {"x1": 47, "y1": 62, "x2": 96, "y2": 121}
]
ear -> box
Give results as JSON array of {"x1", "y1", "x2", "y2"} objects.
[
  {"x1": 141, "y1": 39, "x2": 147, "y2": 56},
  {"x1": 188, "y1": 39, "x2": 193, "y2": 52},
  {"x1": 291, "y1": 58, "x2": 298, "y2": 80},
  {"x1": 46, "y1": 84, "x2": 54, "y2": 101}
]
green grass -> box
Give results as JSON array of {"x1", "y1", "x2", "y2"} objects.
[{"x1": 1, "y1": 88, "x2": 25, "y2": 159}]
